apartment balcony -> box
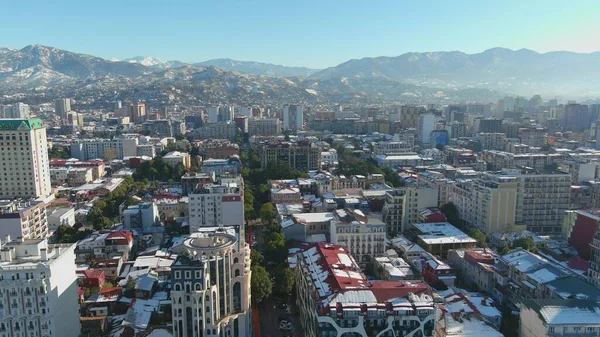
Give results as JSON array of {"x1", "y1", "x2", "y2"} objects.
[{"x1": 549, "y1": 333, "x2": 596, "y2": 337}]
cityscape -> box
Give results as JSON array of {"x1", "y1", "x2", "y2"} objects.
[{"x1": 3, "y1": 2, "x2": 600, "y2": 337}]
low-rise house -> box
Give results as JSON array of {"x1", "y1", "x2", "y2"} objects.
[
  {"x1": 448, "y1": 248, "x2": 499, "y2": 294},
  {"x1": 443, "y1": 291, "x2": 502, "y2": 328},
  {"x1": 372, "y1": 256, "x2": 417, "y2": 281}
]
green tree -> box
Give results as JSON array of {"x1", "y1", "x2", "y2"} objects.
[
  {"x1": 251, "y1": 250, "x2": 265, "y2": 266},
  {"x1": 513, "y1": 237, "x2": 537, "y2": 253},
  {"x1": 498, "y1": 246, "x2": 510, "y2": 255},
  {"x1": 251, "y1": 265, "x2": 272, "y2": 305},
  {"x1": 468, "y1": 228, "x2": 487, "y2": 248},
  {"x1": 273, "y1": 264, "x2": 295, "y2": 296},
  {"x1": 259, "y1": 203, "x2": 276, "y2": 224},
  {"x1": 126, "y1": 277, "x2": 136, "y2": 290},
  {"x1": 440, "y1": 202, "x2": 462, "y2": 229},
  {"x1": 263, "y1": 232, "x2": 286, "y2": 263}
]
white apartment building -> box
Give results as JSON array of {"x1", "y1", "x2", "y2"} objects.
[
  {"x1": 2, "y1": 103, "x2": 30, "y2": 119},
  {"x1": 49, "y1": 167, "x2": 93, "y2": 186},
  {"x1": 163, "y1": 151, "x2": 191, "y2": 169},
  {"x1": 418, "y1": 113, "x2": 436, "y2": 146},
  {"x1": 0, "y1": 119, "x2": 51, "y2": 199},
  {"x1": 47, "y1": 207, "x2": 75, "y2": 232},
  {"x1": 0, "y1": 200, "x2": 48, "y2": 240},
  {"x1": 520, "y1": 300, "x2": 600, "y2": 337},
  {"x1": 329, "y1": 208, "x2": 386, "y2": 264},
  {"x1": 382, "y1": 187, "x2": 438, "y2": 234},
  {"x1": 122, "y1": 202, "x2": 160, "y2": 230},
  {"x1": 0, "y1": 237, "x2": 80, "y2": 337},
  {"x1": 283, "y1": 105, "x2": 303, "y2": 132},
  {"x1": 188, "y1": 182, "x2": 244, "y2": 233},
  {"x1": 320, "y1": 149, "x2": 338, "y2": 166},
  {"x1": 70, "y1": 137, "x2": 138, "y2": 160},
  {"x1": 170, "y1": 226, "x2": 252, "y2": 337}
]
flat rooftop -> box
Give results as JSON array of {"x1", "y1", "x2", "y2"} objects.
[{"x1": 414, "y1": 222, "x2": 477, "y2": 245}]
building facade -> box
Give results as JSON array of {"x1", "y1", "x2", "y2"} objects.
[
  {"x1": 329, "y1": 208, "x2": 386, "y2": 264},
  {"x1": 520, "y1": 300, "x2": 600, "y2": 337},
  {"x1": 295, "y1": 242, "x2": 435, "y2": 337},
  {"x1": 248, "y1": 118, "x2": 282, "y2": 136},
  {"x1": 0, "y1": 119, "x2": 51, "y2": 199},
  {"x1": 188, "y1": 183, "x2": 244, "y2": 233},
  {"x1": 0, "y1": 200, "x2": 48, "y2": 240},
  {"x1": 170, "y1": 226, "x2": 251, "y2": 337},
  {"x1": 283, "y1": 105, "x2": 303, "y2": 132},
  {"x1": 382, "y1": 187, "x2": 438, "y2": 234},
  {"x1": 257, "y1": 141, "x2": 322, "y2": 171},
  {"x1": 0, "y1": 238, "x2": 81, "y2": 337}
]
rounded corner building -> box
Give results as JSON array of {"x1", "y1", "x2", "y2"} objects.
[{"x1": 170, "y1": 226, "x2": 251, "y2": 337}]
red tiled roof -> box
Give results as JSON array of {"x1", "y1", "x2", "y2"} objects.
[{"x1": 83, "y1": 270, "x2": 104, "y2": 279}]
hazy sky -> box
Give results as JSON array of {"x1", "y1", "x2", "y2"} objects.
[{"x1": 2, "y1": 0, "x2": 599, "y2": 68}]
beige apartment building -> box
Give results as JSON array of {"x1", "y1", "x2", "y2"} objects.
[{"x1": 451, "y1": 174, "x2": 518, "y2": 234}]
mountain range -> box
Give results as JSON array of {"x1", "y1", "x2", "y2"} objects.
[
  {"x1": 120, "y1": 56, "x2": 319, "y2": 77},
  {"x1": 1, "y1": 45, "x2": 600, "y2": 105}
]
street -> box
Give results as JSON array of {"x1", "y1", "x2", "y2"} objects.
[{"x1": 257, "y1": 295, "x2": 302, "y2": 337}]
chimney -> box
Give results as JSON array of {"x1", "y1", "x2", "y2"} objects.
[
  {"x1": 5, "y1": 235, "x2": 10, "y2": 243},
  {"x1": 16, "y1": 236, "x2": 23, "y2": 243},
  {"x1": 40, "y1": 248, "x2": 48, "y2": 261}
]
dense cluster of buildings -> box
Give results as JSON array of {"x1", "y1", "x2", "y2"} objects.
[{"x1": 4, "y1": 94, "x2": 600, "y2": 337}]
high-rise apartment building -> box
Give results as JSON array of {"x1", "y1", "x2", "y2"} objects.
[
  {"x1": 400, "y1": 105, "x2": 425, "y2": 128},
  {"x1": 473, "y1": 118, "x2": 503, "y2": 133},
  {"x1": 54, "y1": 98, "x2": 71, "y2": 119},
  {"x1": 257, "y1": 141, "x2": 322, "y2": 171},
  {"x1": 188, "y1": 181, "x2": 244, "y2": 233},
  {"x1": 0, "y1": 237, "x2": 81, "y2": 337},
  {"x1": 170, "y1": 226, "x2": 252, "y2": 337},
  {"x1": 382, "y1": 187, "x2": 439, "y2": 234},
  {"x1": 563, "y1": 103, "x2": 590, "y2": 132},
  {"x1": 450, "y1": 174, "x2": 518, "y2": 234},
  {"x1": 207, "y1": 106, "x2": 234, "y2": 123},
  {"x1": 449, "y1": 121, "x2": 468, "y2": 139},
  {"x1": 128, "y1": 101, "x2": 147, "y2": 124},
  {"x1": 501, "y1": 169, "x2": 571, "y2": 235},
  {"x1": 248, "y1": 118, "x2": 282, "y2": 136},
  {"x1": 2, "y1": 103, "x2": 30, "y2": 119},
  {"x1": 418, "y1": 113, "x2": 436, "y2": 146},
  {"x1": 0, "y1": 119, "x2": 51, "y2": 199},
  {"x1": 283, "y1": 105, "x2": 303, "y2": 132}
]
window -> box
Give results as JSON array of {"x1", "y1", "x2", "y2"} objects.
[
  {"x1": 549, "y1": 327, "x2": 554, "y2": 333},
  {"x1": 175, "y1": 271, "x2": 181, "y2": 279}
]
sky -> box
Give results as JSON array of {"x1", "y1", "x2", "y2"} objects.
[{"x1": 1, "y1": 0, "x2": 600, "y2": 68}]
